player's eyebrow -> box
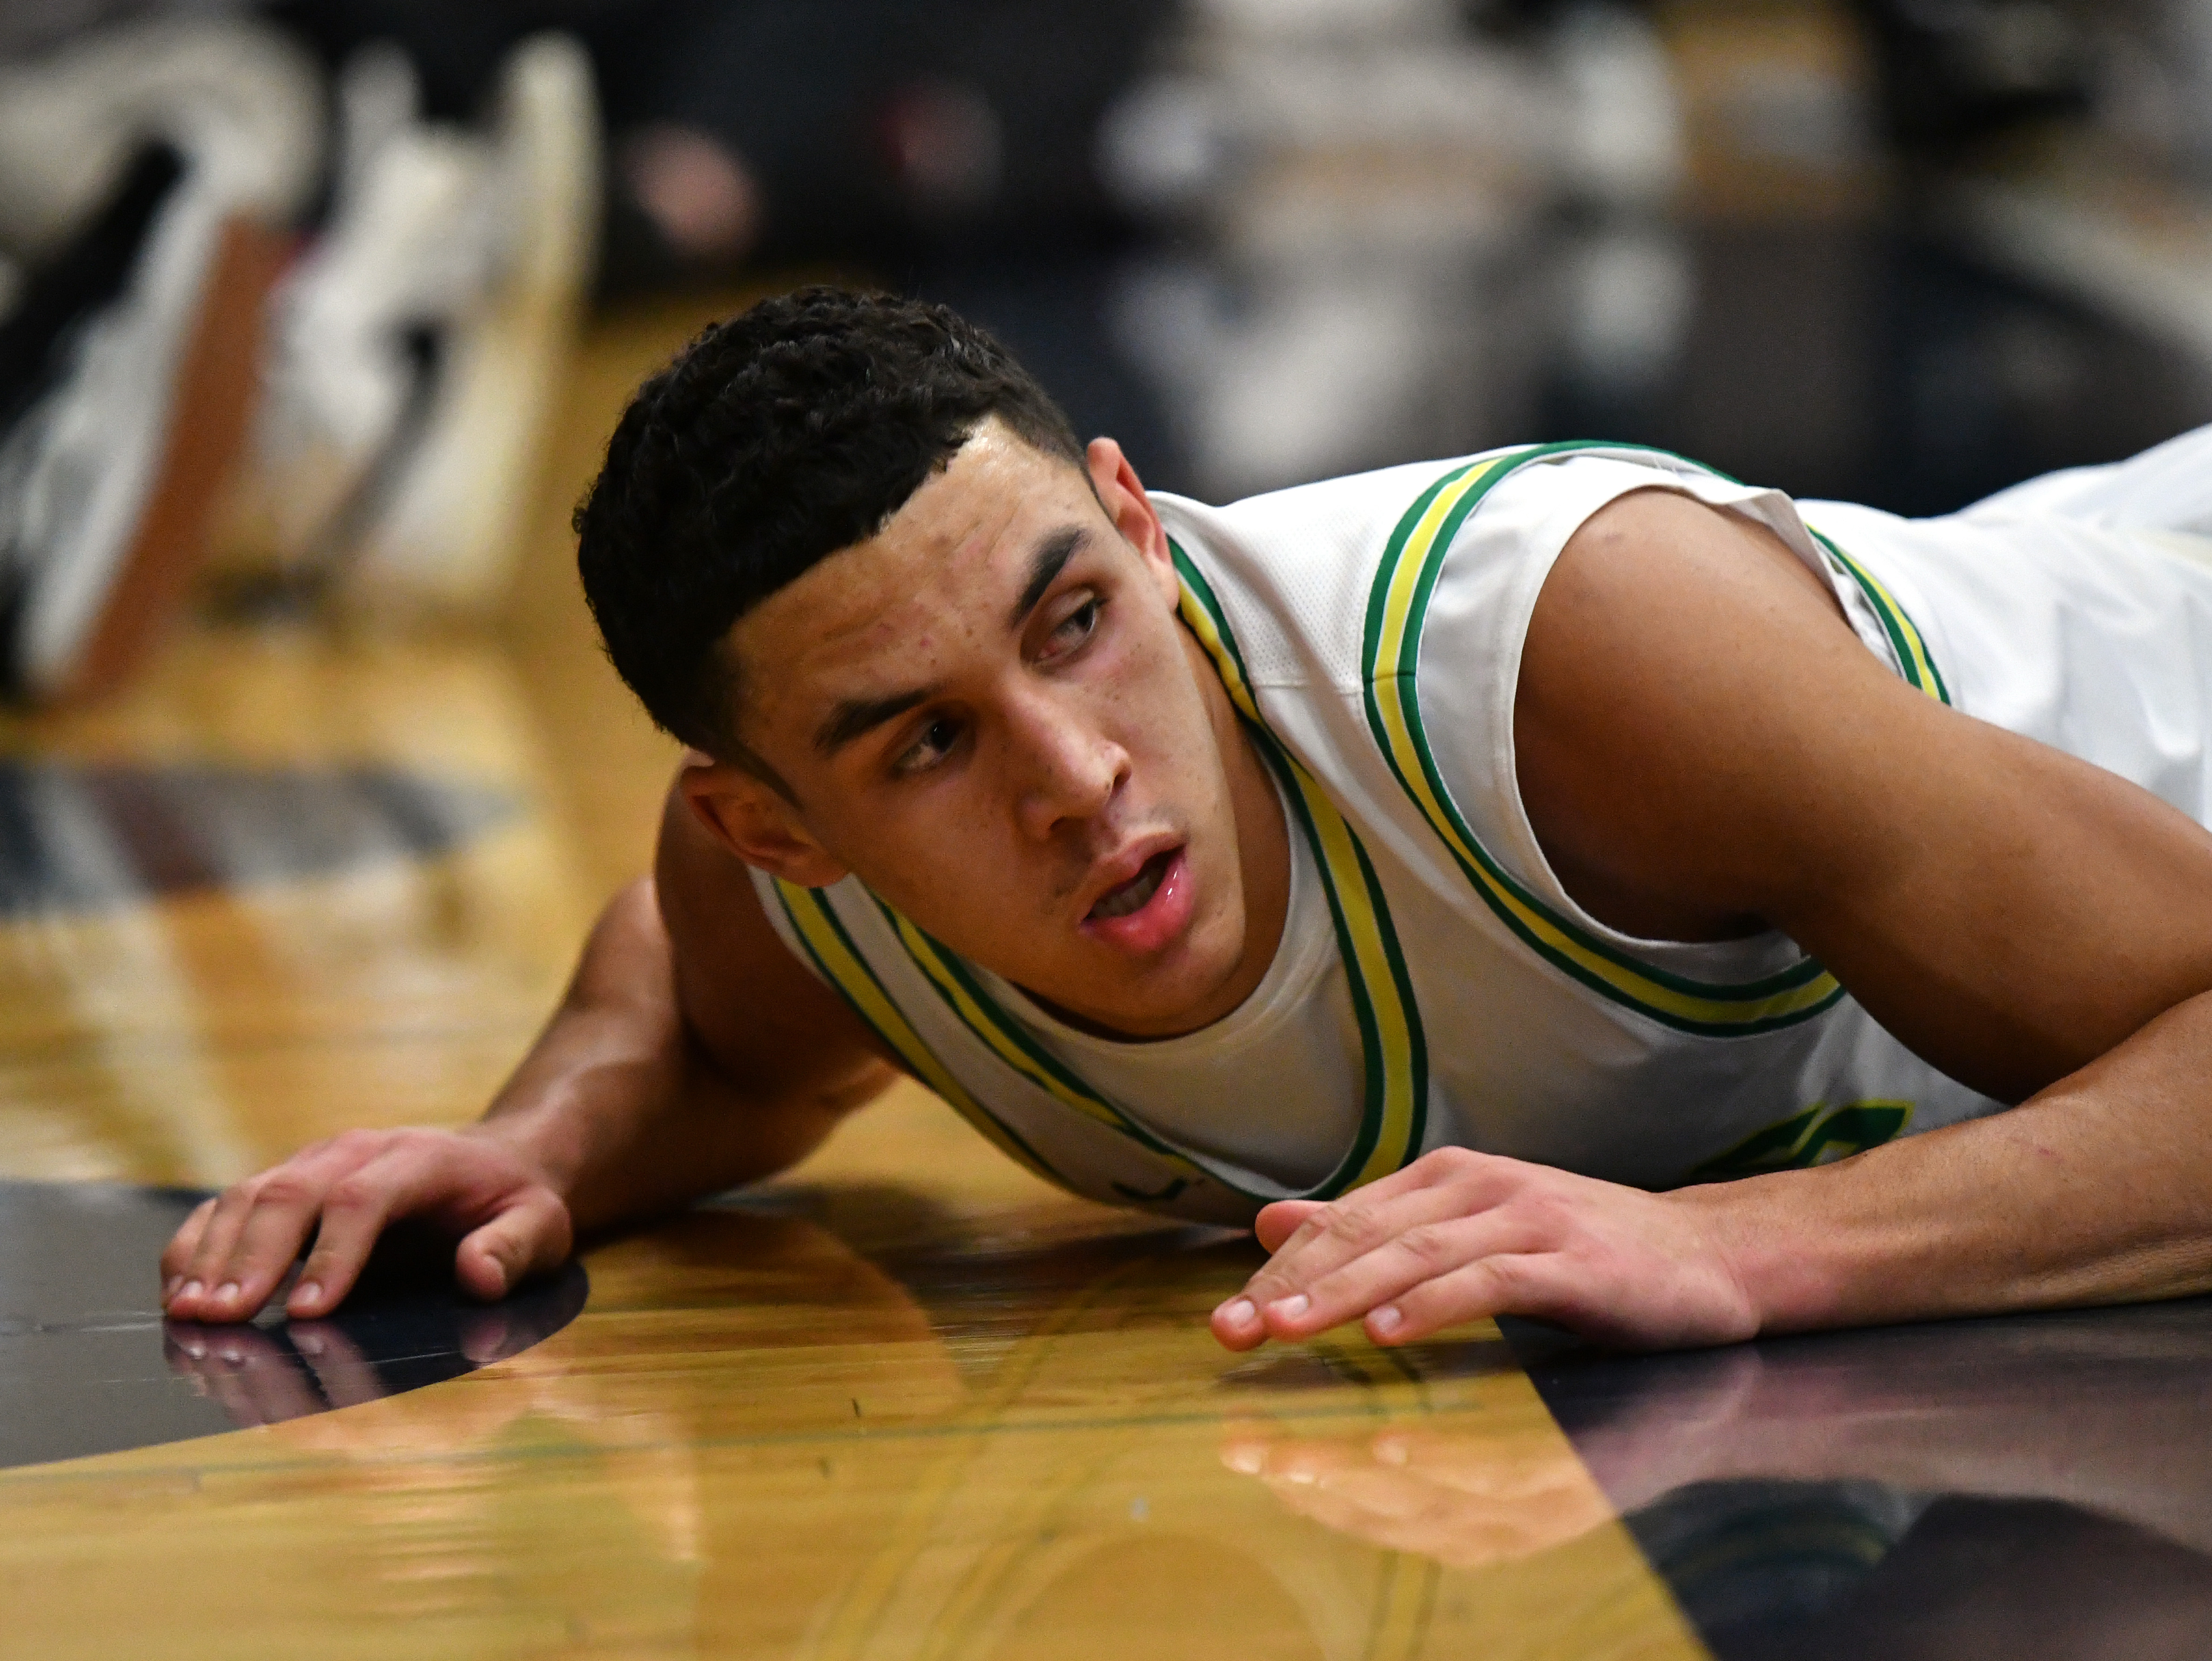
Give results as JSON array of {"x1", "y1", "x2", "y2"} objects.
[
  {"x1": 814, "y1": 526, "x2": 1088, "y2": 758},
  {"x1": 814, "y1": 686, "x2": 936, "y2": 757},
  {"x1": 1005, "y1": 526, "x2": 1089, "y2": 632}
]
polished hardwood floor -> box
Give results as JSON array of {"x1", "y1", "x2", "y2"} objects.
[{"x1": 0, "y1": 301, "x2": 1705, "y2": 1659}]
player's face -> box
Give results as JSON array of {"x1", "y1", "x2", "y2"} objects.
[{"x1": 697, "y1": 423, "x2": 1285, "y2": 1038}]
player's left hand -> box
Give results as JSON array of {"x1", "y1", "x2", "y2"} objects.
[{"x1": 1209, "y1": 1147, "x2": 1760, "y2": 1352}]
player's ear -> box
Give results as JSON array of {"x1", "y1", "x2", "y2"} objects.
[
  {"x1": 679, "y1": 756, "x2": 847, "y2": 887},
  {"x1": 1086, "y1": 437, "x2": 1177, "y2": 609}
]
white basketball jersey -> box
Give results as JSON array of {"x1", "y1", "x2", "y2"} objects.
[{"x1": 753, "y1": 430, "x2": 2212, "y2": 1227}]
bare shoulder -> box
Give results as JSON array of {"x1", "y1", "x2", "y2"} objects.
[
  {"x1": 653, "y1": 780, "x2": 900, "y2": 1091},
  {"x1": 1529, "y1": 487, "x2": 1856, "y2": 673},
  {"x1": 1512, "y1": 487, "x2": 1911, "y2": 941},
  {"x1": 1517, "y1": 485, "x2": 2212, "y2": 1099}
]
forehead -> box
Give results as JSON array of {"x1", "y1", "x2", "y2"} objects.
[{"x1": 727, "y1": 427, "x2": 1095, "y2": 733}]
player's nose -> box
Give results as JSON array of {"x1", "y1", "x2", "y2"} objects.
[{"x1": 1007, "y1": 690, "x2": 1126, "y2": 840}]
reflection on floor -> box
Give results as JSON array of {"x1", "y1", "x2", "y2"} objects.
[
  {"x1": 0, "y1": 1178, "x2": 586, "y2": 1469},
  {"x1": 0, "y1": 1115, "x2": 1707, "y2": 1658},
  {"x1": 1512, "y1": 1300, "x2": 2212, "y2": 1660}
]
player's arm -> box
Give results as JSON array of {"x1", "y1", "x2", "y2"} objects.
[
  {"x1": 160, "y1": 776, "x2": 896, "y2": 1324},
  {"x1": 1214, "y1": 487, "x2": 2212, "y2": 1351}
]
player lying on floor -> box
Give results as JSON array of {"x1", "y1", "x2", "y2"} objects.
[{"x1": 161, "y1": 288, "x2": 2212, "y2": 1352}]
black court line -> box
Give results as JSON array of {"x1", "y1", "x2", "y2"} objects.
[
  {"x1": 0, "y1": 1180, "x2": 586, "y2": 1471},
  {"x1": 1506, "y1": 1301, "x2": 2212, "y2": 1659}
]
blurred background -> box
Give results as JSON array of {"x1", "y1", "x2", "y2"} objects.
[{"x1": 6, "y1": 0, "x2": 2212, "y2": 702}]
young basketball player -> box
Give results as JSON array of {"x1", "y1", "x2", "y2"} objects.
[{"x1": 161, "y1": 288, "x2": 2212, "y2": 1355}]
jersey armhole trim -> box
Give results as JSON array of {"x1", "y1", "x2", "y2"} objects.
[
  {"x1": 767, "y1": 878, "x2": 1070, "y2": 1190},
  {"x1": 1814, "y1": 530, "x2": 1953, "y2": 706},
  {"x1": 1361, "y1": 442, "x2": 1868, "y2": 1037}
]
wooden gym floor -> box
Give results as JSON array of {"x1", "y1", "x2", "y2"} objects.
[{"x1": 3, "y1": 298, "x2": 2211, "y2": 1660}]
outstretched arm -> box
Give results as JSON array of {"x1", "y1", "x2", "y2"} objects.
[
  {"x1": 161, "y1": 780, "x2": 895, "y2": 1323},
  {"x1": 1215, "y1": 488, "x2": 2212, "y2": 1352}
]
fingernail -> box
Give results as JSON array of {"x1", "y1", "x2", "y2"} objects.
[
  {"x1": 1221, "y1": 1444, "x2": 1265, "y2": 1475},
  {"x1": 292, "y1": 1280, "x2": 321, "y2": 1311},
  {"x1": 214, "y1": 1282, "x2": 239, "y2": 1305},
  {"x1": 1371, "y1": 1305, "x2": 1403, "y2": 1335},
  {"x1": 1217, "y1": 1298, "x2": 1256, "y2": 1328},
  {"x1": 1269, "y1": 1293, "x2": 1310, "y2": 1320},
  {"x1": 1375, "y1": 1435, "x2": 1409, "y2": 1465},
  {"x1": 180, "y1": 1280, "x2": 203, "y2": 1302},
  {"x1": 162, "y1": 1276, "x2": 181, "y2": 1304}
]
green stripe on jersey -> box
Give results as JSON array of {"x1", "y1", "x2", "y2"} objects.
[
  {"x1": 1173, "y1": 544, "x2": 1430, "y2": 1196},
  {"x1": 771, "y1": 879, "x2": 1072, "y2": 1190},
  {"x1": 1361, "y1": 442, "x2": 1943, "y2": 1036}
]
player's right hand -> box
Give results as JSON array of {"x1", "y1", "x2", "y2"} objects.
[{"x1": 159, "y1": 1127, "x2": 574, "y2": 1325}]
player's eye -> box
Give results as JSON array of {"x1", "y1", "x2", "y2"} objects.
[
  {"x1": 891, "y1": 716, "x2": 962, "y2": 777},
  {"x1": 1041, "y1": 595, "x2": 1103, "y2": 659}
]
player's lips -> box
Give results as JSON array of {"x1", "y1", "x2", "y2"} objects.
[
  {"x1": 1079, "y1": 841, "x2": 1193, "y2": 954},
  {"x1": 1076, "y1": 833, "x2": 1180, "y2": 919},
  {"x1": 1091, "y1": 851, "x2": 1171, "y2": 921}
]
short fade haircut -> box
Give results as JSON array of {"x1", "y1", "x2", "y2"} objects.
[{"x1": 574, "y1": 286, "x2": 1085, "y2": 762}]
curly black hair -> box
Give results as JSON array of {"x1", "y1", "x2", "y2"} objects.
[{"x1": 574, "y1": 285, "x2": 1084, "y2": 763}]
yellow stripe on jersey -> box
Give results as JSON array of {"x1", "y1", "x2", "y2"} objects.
[
  {"x1": 880, "y1": 906, "x2": 1209, "y2": 1183},
  {"x1": 771, "y1": 878, "x2": 1070, "y2": 1190},
  {"x1": 1815, "y1": 531, "x2": 1951, "y2": 703},
  {"x1": 1173, "y1": 547, "x2": 1430, "y2": 1194},
  {"x1": 1356, "y1": 442, "x2": 1953, "y2": 1036}
]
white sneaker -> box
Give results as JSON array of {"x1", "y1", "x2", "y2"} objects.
[
  {"x1": 0, "y1": 145, "x2": 284, "y2": 701},
  {"x1": 0, "y1": 15, "x2": 322, "y2": 261},
  {"x1": 248, "y1": 44, "x2": 505, "y2": 576},
  {"x1": 247, "y1": 33, "x2": 601, "y2": 618}
]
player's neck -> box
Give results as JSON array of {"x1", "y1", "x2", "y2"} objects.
[{"x1": 1181, "y1": 623, "x2": 1293, "y2": 1027}]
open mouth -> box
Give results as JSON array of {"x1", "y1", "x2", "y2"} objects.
[{"x1": 1088, "y1": 850, "x2": 1175, "y2": 922}]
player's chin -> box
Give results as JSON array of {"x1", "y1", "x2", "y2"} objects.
[
  {"x1": 1151, "y1": 901, "x2": 1250, "y2": 1002},
  {"x1": 1120, "y1": 978, "x2": 1237, "y2": 1041}
]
